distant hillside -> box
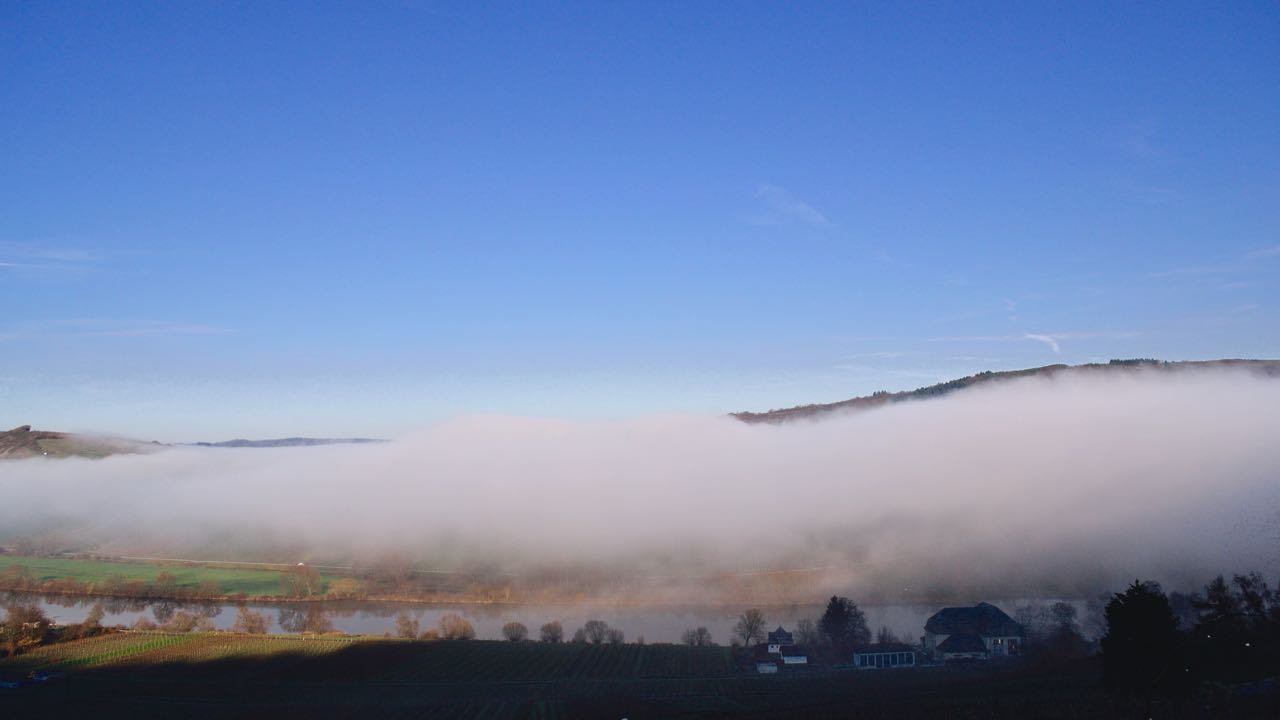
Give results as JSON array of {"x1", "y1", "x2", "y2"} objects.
[
  {"x1": 733, "y1": 358, "x2": 1280, "y2": 424},
  {"x1": 0, "y1": 425, "x2": 157, "y2": 459},
  {"x1": 190, "y1": 437, "x2": 386, "y2": 448}
]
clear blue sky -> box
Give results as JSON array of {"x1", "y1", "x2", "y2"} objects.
[{"x1": 3, "y1": 1, "x2": 1278, "y2": 441}]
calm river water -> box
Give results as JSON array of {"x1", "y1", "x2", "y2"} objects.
[{"x1": 3, "y1": 592, "x2": 1072, "y2": 644}]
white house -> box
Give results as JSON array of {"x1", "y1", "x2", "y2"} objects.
[{"x1": 923, "y1": 602, "x2": 1024, "y2": 662}]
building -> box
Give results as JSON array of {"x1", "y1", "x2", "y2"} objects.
[
  {"x1": 755, "y1": 661, "x2": 778, "y2": 674},
  {"x1": 778, "y1": 645, "x2": 808, "y2": 665},
  {"x1": 923, "y1": 602, "x2": 1024, "y2": 661},
  {"x1": 766, "y1": 626, "x2": 794, "y2": 654},
  {"x1": 853, "y1": 642, "x2": 918, "y2": 669}
]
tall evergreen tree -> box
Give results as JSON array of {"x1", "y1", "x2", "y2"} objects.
[{"x1": 1100, "y1": 580, "x2": 1181, "y2": 693}]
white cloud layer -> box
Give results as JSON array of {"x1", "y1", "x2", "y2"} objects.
[{"x1": 3, "y1": 367, "x2": 1278, "y2": 598}]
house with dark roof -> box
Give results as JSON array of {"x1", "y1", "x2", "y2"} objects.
[
  {"x1": 754, "y1": 637, "x2": 809, "y2": 673},
  {"x1": 765, "y1": 626, "x2": 794, "y2": 654},
  {"x1": 853, "y1": 642, "x2": 918, "y2": 670},
  {"x1": 778, "y1": 644, "x2": 808, "y2": 665},
  {"x1": 923, "y1": 602, "x2": 1024, "y2": 661}
]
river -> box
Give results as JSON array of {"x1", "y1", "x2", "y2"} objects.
[{"x1": 3, "y1": 591, "x2": 1086, "y2": 643}]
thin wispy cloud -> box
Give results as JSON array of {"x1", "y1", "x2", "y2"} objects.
[
  {"x1": 841, "y1": 351, "x2": 915, "y2": 360},
  {"x1": 926, "y1": 330, "x2": 1141, "y2": 353},
  {"x1": 1148, "y1": 263, "x2": 1242, "y2": 279},
  {"x1": 1023, "y1": 333, "x2": 1060, "y2": 353},
  {"x1": 741, "y1": 183, "x2": 833, "y2": 229},
  {"x1": 0, "y1": 241, "x2": 97, "y2": 275},
  {"x1": 1151, "y1": 244, "x2": 1280, "y2": 280}
]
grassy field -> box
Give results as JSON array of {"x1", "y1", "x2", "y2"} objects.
[
  {"x1": 3, "y1": 633, "x2": 1274, "y2": 719},
  {"x1": 0, "y1": 555, "x2": 329, "y2": 596}
]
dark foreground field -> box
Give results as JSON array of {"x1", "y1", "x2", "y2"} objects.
[{"x1": 1, "y1": 633, "x2": 1275, "y2": 719}]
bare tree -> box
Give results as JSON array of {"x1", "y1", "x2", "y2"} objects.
[
  {"x1": 605, "y1": 627, "x2": 625, "y2": 644},
  {"x1": 439, "y1": 613, "x2": 475, "y2": 640},
  {"x1": 281, "y1": 564, "x2": 323, "y2": 598},
  {"x1": 326, "y1": 578, "x2": 367, "y2": 599},
  {"x1": 303, "y1": 607, "x2": 334, "y2": 634},
  {"x1": 733, "y1": 609, "x2": 766, "y2": 646},
  {"x1": 796, "y1": 618, "x2": 822, "y2": 646},
  {"x1": 1, "y1": 604, "x2": 50, "y2": 656},
  {"x1": 581, "y1": 619, "x2": 610, "y2": 644},
  {"x1": 502, "y1": 621, "x2": 528, "y2": 641},
  {"x1": 395, "y1": 613, "x2": 420, "y2": 639},
  {"x1": 232, "y1": 606, "x2": 270, "y2": 634},
  {"x1": 540, "y1": 621, "x2": 564, "y2": 643},
  {"x1": 153, "y1": 571, "x2": 179, "y2": 596},
  {"x1": 84, "y1": 604, "x2": 106, "y2": 630},
  {"x1": 163, "y1": 611, "x2": 215, "y2": 633},
  {"x1": 681, "y1": 626, "x2": 713, "y2": 646}
]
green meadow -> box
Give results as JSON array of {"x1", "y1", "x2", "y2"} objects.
[{"x1": 0, "y1": 555, "x2": 329, "y2": 597}]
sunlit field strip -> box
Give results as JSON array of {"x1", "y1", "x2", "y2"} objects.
[{"x1": 0, "y1": 632, "x2": 362, "y2": 671}]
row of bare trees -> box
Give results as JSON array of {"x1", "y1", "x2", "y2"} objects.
[
  {"x1": 390, "y1": 612, "x2": 477, "y2": 640},
  {"x1": 386, "y1": 614, "x2": 635, "y2": 644}
]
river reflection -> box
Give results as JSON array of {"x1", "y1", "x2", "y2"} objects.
[{"x1": 3, "y1": 591, "x2": 1068, "y2": 644}]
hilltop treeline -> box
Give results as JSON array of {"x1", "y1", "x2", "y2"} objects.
[{"x1": 734, "y1": 358, "x2": 1280, "y2": 423}]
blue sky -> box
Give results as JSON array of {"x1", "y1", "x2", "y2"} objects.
[{"x1": 2, "y1": 1, "x2": 1278, "y2": 440}]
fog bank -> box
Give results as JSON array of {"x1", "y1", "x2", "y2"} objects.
[{"x1": 3, "y1": 368, "x2": 1278, "y2": 600}]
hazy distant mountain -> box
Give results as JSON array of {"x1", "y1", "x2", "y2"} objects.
[
  {"x1": 190, "y1": 437, "x2": 386, "y2": 448},
  {"x1": 0, "y1": 425, "x2": 158, "y2": 459},
  {"x1": 0, "y1": 425, "x2": 385, "y2": 459},
  {"x1": 733, "y1": 358, "x2": 1280, "y2": 424}
]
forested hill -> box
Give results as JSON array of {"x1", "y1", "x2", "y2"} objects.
[{"x1": 732, "y1": 359, "x2": 1280, "y2": 425}]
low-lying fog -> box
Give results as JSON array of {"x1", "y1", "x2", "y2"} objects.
[{"x1": 4, "y1": 368, "x2": 1279, "y2": 601}]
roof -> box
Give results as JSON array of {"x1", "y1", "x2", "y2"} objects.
[
  {"x1": 778, "y1": 645, "x2": 806, "y2": 657},
  {"x1": 925, "y1": 602, "x2": 1023, "y2": 637},
  {"x1": 853, "y1": 642, "x2": 915, "y2": 654},
  {"x1": 936, "y1": 633, "x2": 987, "y2": 654},
  {"x1": 766, "y1": 626, "x2": 794, "y2": 643}
]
